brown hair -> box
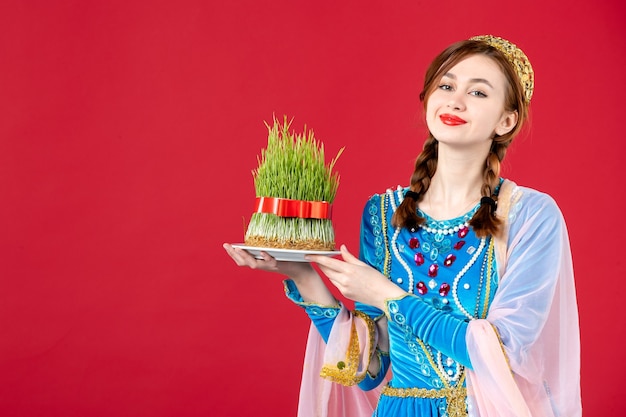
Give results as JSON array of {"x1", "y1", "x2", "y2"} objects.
[{"x1": 392, "y1": 39, "x2": 530, "y2": 237}]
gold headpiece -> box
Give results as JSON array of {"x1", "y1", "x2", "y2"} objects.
[{"x1": 470, "y1": 35, "x2": 534, "y2": 102}]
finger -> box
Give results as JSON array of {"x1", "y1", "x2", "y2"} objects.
[
  {"x1": 222, "y1": 243, "x2": 240, "y2": 260},
  {"x1": 233, "y1": 248, "x2": 259, "y2": 267},
  {"x1": 224, "y1": 244, "x2": 266, "y2": 268},
  {"x1": 310, "y1": 258, "x2": 348, "y2": 287},
  {"x1": 306, "y1": 254, "x2": 345, "y2": 272},
  {"x1": 223, "y1": 243, "x2": 235, "y2": 254},
  {"x1": 315, "y1": 264, "x2": 343, "y2": 287},
  {"x1": 223, "y1": 243, "x2": 246, "y2": 265},
  {"x1": 339, "y1": 244, "x2": 357, "y2": 261},
  {"x1": 259, "y1": 251, "x2": 278, "y2": 267},
  {"x1": 338, "y1": 244, "x2": 367, "y2": 266}
]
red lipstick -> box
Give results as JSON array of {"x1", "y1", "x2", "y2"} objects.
[{"x1": 439, "y1": 114, "x2": 467, "y2": 126}]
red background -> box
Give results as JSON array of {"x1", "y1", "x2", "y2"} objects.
[{"x1": 1, "y1": 1, "x2": 624, "y2": 416}]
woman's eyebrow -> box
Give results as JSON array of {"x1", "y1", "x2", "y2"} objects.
[
  {"x1": 469, "y1": 78, "x2": 494, "y2": 89},
  {"x1": 443, "y1": 72, "x2": 494, "y2": 89}
]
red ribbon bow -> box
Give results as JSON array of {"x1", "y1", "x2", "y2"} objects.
[{"x1": 253, "y1": 197, "x2": 332, "y2": 219}]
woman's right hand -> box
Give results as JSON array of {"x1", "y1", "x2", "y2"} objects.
[
  {"x1": 222, "y1": 243, "x2": 314, "y2": 279},
  {"x1": 223, "y1": 243, "x2": 337, "y2": 305}
]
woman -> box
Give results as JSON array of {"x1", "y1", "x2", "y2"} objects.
[{"x1": 224, "y1": 35, "x2": 581, "y2": 417}]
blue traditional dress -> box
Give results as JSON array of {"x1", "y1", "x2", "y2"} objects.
[{"x1": 284, "y1": 179, "x2": 581, "y2": 417}]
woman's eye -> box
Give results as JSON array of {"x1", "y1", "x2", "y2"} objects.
[
  {"x1": 438, "y1": 84, "x2": 452, "y2": 91},
  {"x1": 469, "y1": 90, "x2": 487, "y2": 98}
]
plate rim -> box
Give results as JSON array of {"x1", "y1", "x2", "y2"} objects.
[{"x1": 230, "y1": 243, "x2": 341, "y2": 261}]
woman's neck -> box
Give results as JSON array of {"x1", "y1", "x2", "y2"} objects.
[{"x1": 420, "y1": 147, "x2": 487, "y2": 220}]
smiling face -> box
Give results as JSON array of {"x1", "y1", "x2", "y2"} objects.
[{"x1": 425, "y1": 54, "x2": 518, "y2": 150}]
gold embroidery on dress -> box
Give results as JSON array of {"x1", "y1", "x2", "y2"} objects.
[
  {"x1": 490, "y1": 322, "x2": 514, "y2": 376},
  {"x1": 480, "y1": 238, "x2": 495, "y2": 319},
  {"x1": 381, "y1": 194, "x2": 391, "y2": 277},
  {"x1": 382, "y1": 385, "x2": 468, "y2": 417},
  {"x1": 319, "y1": 310, "x2": 376, "y2": 386},
  {"x1": 413, "y1": 339, "x2": 468, "y2": 416}
]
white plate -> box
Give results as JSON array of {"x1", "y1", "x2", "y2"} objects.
[{"x1": 231, "y1": 244, "x2": 341, "y2": 262}]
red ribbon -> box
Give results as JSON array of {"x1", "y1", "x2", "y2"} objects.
[{"x1": 254, "y1": 197, "x2": 332, "y2": 219}]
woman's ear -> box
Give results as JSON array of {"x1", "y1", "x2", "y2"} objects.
[{"x1": 495, "y1": 110, "x2": 518, "y2": 136}]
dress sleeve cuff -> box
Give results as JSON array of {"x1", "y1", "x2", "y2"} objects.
[
  {"x1": 357, "y1": 349, "x2": 390, "y2": 391},
  {"x1": 283, "y1": 279, "x2": 341, "y2": 343},
  {"x1": 283, "y1": 279, "x2": 342, "y2": 312},
  {"x1": 383, "y1": 293, "x2": 418, "y2": 322},
  {"x1": 354, "y1": 301, "x2": 385, "y2": 321}
]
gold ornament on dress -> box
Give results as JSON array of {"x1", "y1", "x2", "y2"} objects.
[
  {"x1": 470, "y1": 35, "x2": 534, "y2": 102},
  {"x1": 382, "y1": 385, "x2": 468, "y2": 417},
  {"x1": 319, "y1": 310, "x2": 376, "y2": 386}
]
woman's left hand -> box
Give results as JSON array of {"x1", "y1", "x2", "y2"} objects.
[{"x1": 307, "y1": 245, "x2": 406, "y2": 309}]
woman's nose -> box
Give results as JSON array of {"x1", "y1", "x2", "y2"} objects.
[{"x1": 447, "y1": 92, "x2": 465, "y2": 111}]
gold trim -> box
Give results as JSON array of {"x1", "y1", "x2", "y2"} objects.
[
  {"x1": 491, "y1": 323, "x2": 513, "y2": 375},
  {"x1": 493, "y1": 179, "x2": 519, "y2": 279},
  {"x1": 380, "y1": 194, "x2": 391, "y2": 277},
  {"x1": 414, "y1": 338, "x2": 466, "y2": 388},
  {"x1": 354, "y1": 309, "x2": 377, "y2": 368},
  {"x1": 382, "y1": 385, "x2": 468, "y2": 416},
  {"x1": 480, "y1": 237, "x2": 495, "y2": 319},
  {"x1": 382, "y1": 385, "x2": 466, "y2": 398},
  {"x1": 319, "y1": 310, "x2": 376, "y2": 386}
]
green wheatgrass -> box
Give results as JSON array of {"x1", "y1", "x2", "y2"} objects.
[{"x1": 244, "y1": 116, "x2": 343, "y2": 250}]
